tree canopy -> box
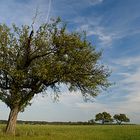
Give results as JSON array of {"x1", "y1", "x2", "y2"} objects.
[
  {"x1": 113, "y1": 114, "x2": 130, "y2": 124},
  {"x1": 0, "y1": 18, "x2": 110, "y2": 134},
  {"x1": 95, "y1": 112, "x2": 113, "y2": 124}
]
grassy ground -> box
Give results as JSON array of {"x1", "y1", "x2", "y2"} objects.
[{"x1": 0, "y1": 124, "x2": 139, "y2": 140}]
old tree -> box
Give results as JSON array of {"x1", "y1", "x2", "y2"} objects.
[{"x1": 0, "y1": 18, "x2": 110, "y2": 134}]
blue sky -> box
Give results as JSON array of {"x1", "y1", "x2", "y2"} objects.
[{"x1": 0, "y1": 0, "x2": 140, "y2": 124}]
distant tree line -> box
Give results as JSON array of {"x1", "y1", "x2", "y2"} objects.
[
  {"x1": 0, "y1": 120, "x2": 95, "y2": 125},
  {"x1": 88, "y1": 112, "x2": 130, "y2": 125},
  {"x1": 0, "y1": 112, "x2": 129, "y2": 125}
]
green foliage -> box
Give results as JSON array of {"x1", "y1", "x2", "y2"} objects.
[
  {"x1": 113, "y1": 114, "x2": 130, "y2": 124},
  {"x1": 0, "y1": 18, "x2": 110, "y2": 112},
  {"x1": 95, "y1": 112, "x2": 113, "y2": 124}
]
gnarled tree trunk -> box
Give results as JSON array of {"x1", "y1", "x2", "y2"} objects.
[{"x1": 5, "y1": 106, "x2": 19, "y2": 135}]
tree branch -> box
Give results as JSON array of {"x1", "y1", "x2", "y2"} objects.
[
  {"x1": 43, "y1": 80, "x2": 58, "y2": 87},
  {"x1": 30, "y1": 47, "x2": 57, "y2": 61},
  {"x1": 23, "y1": 30, "x2": 34, "y2": 68}
]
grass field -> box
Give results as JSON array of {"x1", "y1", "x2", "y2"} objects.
[{"x1": 0, "y1": 124, "x2": 139, "y2": 140}]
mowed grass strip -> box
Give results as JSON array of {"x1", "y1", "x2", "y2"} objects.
[{"x1": 0, "y1": 124, "x2": 139, "y2": 140}]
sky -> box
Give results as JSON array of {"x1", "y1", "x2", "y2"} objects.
[{"x1": 0, "y1": 0, "x2": 140, "y2": 124}]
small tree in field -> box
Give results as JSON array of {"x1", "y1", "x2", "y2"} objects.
[
  {"x1": 95, "y1": 112, "x2": 113, "y2": 124},
  {"x1": 88, "y1": 119, "x2": 95, "y2": 124},
  {"x1": 0, "y1": 18, "x2": 110, "y2": 135},
  {"x1": 113, "y1": 114, "x2": 130, "y2": 124}
]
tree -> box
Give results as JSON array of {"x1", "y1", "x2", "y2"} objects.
[
  {"x1": 88, "y1": 119, "x2": 95, "y2": 124},
  {"x1": 95, "y1": 112, "x2": 113, "y2": 124},
  {"x1": 113, "y1": 114, "x2": 130, "y2": 124},
  {"x1": 0, "y1": 18, "x2": 110, "y2": 135}
]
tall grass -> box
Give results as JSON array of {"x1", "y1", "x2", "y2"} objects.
[{"x1": 0, "y1": 124, "x2": 139, "y2": 140}]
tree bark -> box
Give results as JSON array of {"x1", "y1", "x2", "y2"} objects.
[
  {"x1": 102, "y1": 119, "x2": 105, "y2": 125},
  {"x1": 119, "y1": 121, "x2": 122, "y2": 125},
  {"x1": 5, "y1": 106, "x2": 19, "y2": 135}
]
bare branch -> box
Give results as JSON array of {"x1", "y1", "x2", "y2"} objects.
[
  {"x1": 43, "y1": 80, "x2": 58, "y2": 87},
  {"x1": 31, "y1": 7, "x2": 39, "y2": 30}
]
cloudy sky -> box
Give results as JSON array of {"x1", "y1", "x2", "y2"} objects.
[{"x1": 0, "y1": 0, "x2": 140, "y2": 124}]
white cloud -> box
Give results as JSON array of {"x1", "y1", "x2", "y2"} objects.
[
  {"x1": 75, "y1": 10, "x2": 140, "y2": 48},
  {"x1": 89, "y1": 0, "x2": 104, "y2": 5},
  {"x1": 80, "y1": 24, "x2": 140, "y2": 47},
  {"x1": 76, "y1": 102, "x2": 108, "y2": 111},
  {"x1": 113, "y1": 56, "x2": 140, "y2": 67},
  {"x1": 111, "y1": 56, "x2": 140, "y2": 98},
  {"x1": 90, "y1": 27, "x2": 113, "y2": 46},
  {"x1": 122, "y1": 69, "x2": 140, "y2": 84},
  {"x1": 77, "y1": 24, "x2": 114, "y2": 46},
  {"x1": 102, "y1": 55, "x2": 140, "y2": 123},
  {"x1": 113, "y1": 57, "x2": 140, "y2": 122}
]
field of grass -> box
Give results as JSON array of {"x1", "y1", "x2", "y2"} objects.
[{"x1": 0, "y1": 124, "x2": 139, "y2": 140}]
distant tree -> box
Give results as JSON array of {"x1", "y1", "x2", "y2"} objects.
[
  {"x1": 95, "y1": 112, "x2": 113, "y2": 124},
  {"x1": 88, "y1": 119, "x2": 95, "y2": 124},
  {"x1": 0, "y1": 18, "x2": 110, "y2": 135},
  {"x1": 113, "y1": 114, "x2": 130, "y2": 124}
]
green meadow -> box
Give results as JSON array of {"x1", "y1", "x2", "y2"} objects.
[{"x1": 0, "y1": 124, "x2": 139, "y2": 140}]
